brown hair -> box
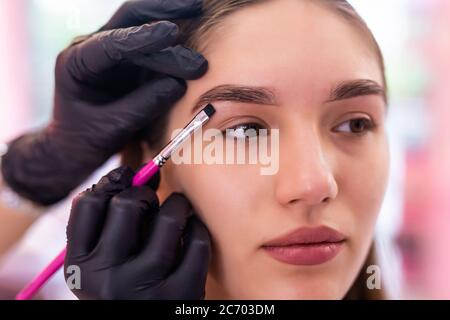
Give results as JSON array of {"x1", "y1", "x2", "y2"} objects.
[{"x1": 123, "y1": 0, "x2": 388, "y2": 299}]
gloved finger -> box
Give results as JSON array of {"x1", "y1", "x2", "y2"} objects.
[
  {"x1": 66, "y1": 166, "x2": 134, "y2": 258},
  {"x1": 136, "y1": 193, "x2": 192, "y2": 277},
  {"x1": 64, "y1": 21, "x2": 178, "y2": 83},
  {"x1": 92, "y1": 186, "x2": 159, "y2": 265},
  {"x1": 129, "y1": 45, "x2": 208, "y2": 80},
  {"x1": 100, "y1": 0, "x2": 203, "y2": 31},
  {"x1": 108, "y1": 77, "x2": 187, "y2": 132},
  {"x1": 167, "y1": 215, "x2": 212, "y2": 299}
]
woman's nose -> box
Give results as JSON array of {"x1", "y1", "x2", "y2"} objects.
[{"x1": 274, "y1": 128, "x2": 338, "y2": 208}]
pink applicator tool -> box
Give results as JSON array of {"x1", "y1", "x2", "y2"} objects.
[{"x1": 15, "y1": 104, "x2": 216, "y2": 300}]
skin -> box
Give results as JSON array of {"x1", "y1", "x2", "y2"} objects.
[
  {"x1": 0, "y1": 204, "x2": 37, "y2": 256},
  {"x1": 145, "y1": 0, "x2": 390, "y2": 299}
]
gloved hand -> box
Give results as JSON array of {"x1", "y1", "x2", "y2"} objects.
[
  {"x1": 1, "y1": 0, "x2": 207, "y2": 206},
  {"x1": 65, "y1": 166, "x2": 211, "y2": 300}
]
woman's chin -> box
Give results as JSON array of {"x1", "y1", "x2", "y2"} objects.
[{"x1": 206, "y1": 274, "x2": 347, "y2": 300}]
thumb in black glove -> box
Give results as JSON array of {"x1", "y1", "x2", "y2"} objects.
[{"x1": 64, "y1": 166, "x2": 212, "y2": 300}]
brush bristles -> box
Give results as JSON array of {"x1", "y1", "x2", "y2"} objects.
[{"x1": 203, "y1": 104, "x2": 216, "y2": 118}]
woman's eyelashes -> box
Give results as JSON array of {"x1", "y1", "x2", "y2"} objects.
[
  {"x1": 222, "y1": 122, "x2": 267, "y2": 140},
  {"x1": 333, "y1": 117, "x2": 376, "y2": 135},
  {"x1": 211, "y1": 112, "x2": 375, "y2": 141}
]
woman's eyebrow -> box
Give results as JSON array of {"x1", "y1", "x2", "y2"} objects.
[
  {"x1": 192, "y1": 85, "x2": 278, "y2": 113},
  {"x1": 192, "y1": 79, "x2": 386, "y2": 114},
  {"x1": 327, "y1": 79, "x2": 386, "y2": 103}
]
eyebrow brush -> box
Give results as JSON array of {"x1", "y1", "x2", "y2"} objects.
[{"x1": 15, "y1": 104, "x2": 216, "y2": 300}]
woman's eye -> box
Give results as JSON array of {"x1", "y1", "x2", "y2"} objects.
[
  {"x1": 224, "y1": 123, "x2": 266, "y2": 139},
  {"x1": 334, "y1": 118, "x2": 374, "y2": 134}
]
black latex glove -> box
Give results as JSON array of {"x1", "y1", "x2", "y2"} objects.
[
  {"x1": 1, "y1": 0, "x2": 207, "y2": 206},
  {"x1": 65, "y1": 166, "x2": 211, "y2": 300}
]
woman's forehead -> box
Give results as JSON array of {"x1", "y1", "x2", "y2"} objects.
[{"x1": 191, "y1": 0, "x2": 383, "y2": 104}]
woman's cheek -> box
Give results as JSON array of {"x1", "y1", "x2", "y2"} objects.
[
  {"x1": 175, "y1": 163, "x2": 259, "y2": 221},
  {"x1": 172, "y1": 163, "x2": 268, "y2": 258},
  {"x1": 339, "y1": 135, "x2": 390, "y2": 257}
]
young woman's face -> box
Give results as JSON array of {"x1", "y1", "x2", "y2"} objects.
[{"x1": 150, "y1": 0, "x2": 389, "y2": 299}]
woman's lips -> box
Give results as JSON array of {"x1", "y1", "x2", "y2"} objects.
[{"x1": 262, "y1": 226, "x2": 346, "y2": 266}]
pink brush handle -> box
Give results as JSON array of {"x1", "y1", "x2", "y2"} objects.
[
  {"x1": 132, "y1": 160, "x2": 160, "y2": 186},
  {"x1": 15, "y1": 248, "x2": 67, "y2": 300},
  {"x1": 15, "y1": 161, "x2": 160, "y2": 300}
]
